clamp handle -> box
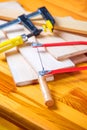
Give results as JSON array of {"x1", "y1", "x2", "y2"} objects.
[
  {"x1": 42, "y1": 20, "x2": 54, "y2": 32},
  {"x1": 38, "y1": 7, "x2": 55, "y2": 25},
  {"x1": 0, "y1": 36, "x2": 23, "y2": 53}
]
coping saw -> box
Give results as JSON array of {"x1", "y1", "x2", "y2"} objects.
[{"x1": 32, "y1": 41, "x2": 87, "y2": 77}]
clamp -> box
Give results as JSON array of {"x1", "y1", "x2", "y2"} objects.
[
  {"x1": 0, "y1": 7, "x2": 55, "y2": 53},
  {"x1": 0, "y1": 7, "x2": 55, "y2": 32}
]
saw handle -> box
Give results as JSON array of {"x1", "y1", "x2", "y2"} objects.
[{"x1": 38, "y1": 75, "x2": 54, "y2": 107}]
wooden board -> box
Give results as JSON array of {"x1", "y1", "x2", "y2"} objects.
[
  {"x1": 0, "y1": 1, "x2": 26, "y2": 20},
  {"x1": 58, "y1": 30, "x2": 87, "y2": 41},
  {"x1": 6, "y1": 50, "x2": 38, "y2": 86},
  {"x1": 1, "y1": 71, "x2": 87, "y2": 130},
  {"x1": 54, "y1": 16, "x2": 87, "y2": 35},
  {"x1": 36, "y1": 30, "x2": 87, "y2": 60},
  {"x1": 58, "y1": 31, "x2": 87, "y2": 59},
  {"x1": 70, "y1": 54, "x2": 87, "y2": 64}
]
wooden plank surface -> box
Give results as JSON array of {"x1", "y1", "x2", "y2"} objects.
[
  {"x1": 6, "y1": 50, "x2": 38, "y2": 86},
  {"x1": 1, "y1": 67, "x2": 87, "y2": 129},
  {"x1": 0, "y1": 1, "x2": 26, "y2": 19},
  {"x1": 0, "y1": 1, "x2": 87, "y2": 130},
  {"x1": 36, "y1": 30, "x2": 87, "y2": 60},
  {"x1": 0, "y1": 1, "x2": 87, "y2": 35}
]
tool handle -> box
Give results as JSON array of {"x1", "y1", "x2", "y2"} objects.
[
  {"x1": 32, "y1": 41, "x2": 87, "y2": 48},
  {"x1": 38, "y1": 75, "x2": 54, "y2": 107},
  {"x1": 0, "y1": 36, "x2": 23, "y2": 53}
]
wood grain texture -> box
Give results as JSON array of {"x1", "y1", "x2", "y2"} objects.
[
  {"x1": 0, "y1": 117, "x2": 22, "y2": 130},
  {"x1": 0, "y1": 1, "x2": 87, "y2": 130},
  {"x1": 1, "y1": 72, "x2": 87, "y2": 130},
  {"x1": 71, "y1": 54, "x2": 87, "y2": 64},
  {"x1": 0, "y1": 1, "x2": 26, "y2": 19},
  {"x1": 38, "y1": 75, "x2": 54, "y2": 107},
  {"x1": 54, "y1": 16, "x2": 87, "y2": 35}
]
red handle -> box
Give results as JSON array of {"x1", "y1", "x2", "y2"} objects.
[
  {"x1": 47, "y1": 66, "x2": 87, "y2": 75},
  {"x1": 33, "y1": 41, "x2": 87, "y2": 47}
]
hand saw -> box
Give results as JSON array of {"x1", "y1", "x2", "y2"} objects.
[{"x1": 32, "y1": 41, "x2": 87, "y2": 76}]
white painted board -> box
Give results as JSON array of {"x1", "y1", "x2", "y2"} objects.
[{"x1": 6, "y1": 50, "x2": 38, "y2": 86}]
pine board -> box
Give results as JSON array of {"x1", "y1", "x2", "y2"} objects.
[
  {"x1": 54, "y1": 16, "x2": 87, "y2": 35},
  {"x1": 36, "y1": 30, "x2": 87, "y2": 60},
  {"x1": 0, "y1": 1, "x2": 26, "y2": 19},
  {"x1": 6, "y1": 50, "x2": 38, "y2": 86}
]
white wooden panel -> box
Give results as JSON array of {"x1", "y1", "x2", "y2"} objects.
[
  {"x1": 6, "y1": 50, "x2": 38, "y2": 86},
  {"x1": 0, "y1": 1, "x2": 26, "y2": 19}
]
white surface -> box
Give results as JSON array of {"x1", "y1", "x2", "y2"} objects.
[{"x1": 6, "y1": 50, "x2": 38, "y2": 86}]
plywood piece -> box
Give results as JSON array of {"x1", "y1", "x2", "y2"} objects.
[
  {"x1": 58, "y1": 31, "x2": 87, "y2": 59},
  {"x1": 6, "y1": 50, "x2": 38, "y2": 86},
  {"x1": 54, "y1": 16, "x2": 87, "y2": 35},
  {"x1": 59, "y1": 31, "x2": 87, "y2": 42},
  {"x1": 71, "y1": 54, "x2": 87, "y2": 64},
  {"x1": 0, "y1": 1, "x2": 26, "y2": 19},
  {"x1": 36, "y1": 30, "x2": 87, "y2": 60}
]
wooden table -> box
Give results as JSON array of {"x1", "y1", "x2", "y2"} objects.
[
  {"x1": 0, "y1": 0, "x2": 87, "y2": 129},
  {"x1": 0, "y1": 55, "x2": 87, "y2": 130}
]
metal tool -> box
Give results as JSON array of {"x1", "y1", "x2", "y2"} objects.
[
  {"x1": 0, "y1": 7, "x2": 55, "y2": 32},
  {"x1": 32, "y1": 41, "x2": 87, "y2": 47},
  {"x1": 0, "y1": 6, "x2": 55, "y2": 53},
  {"x1": 0, "y1": 12, "x2": 43, "y2": 53}
]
